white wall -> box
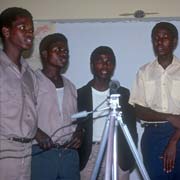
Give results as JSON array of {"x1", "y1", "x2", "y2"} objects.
[{"x1": 57, "y1": 21, "x2": 180, "y2": 89}]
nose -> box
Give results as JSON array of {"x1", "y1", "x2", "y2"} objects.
[
  {"x1": 26, "y1": 29, "x2": 33, "y2": 36},
  {"x1": 154, "y1": 38, "x2": 163, "y2": 47},
  {"x1": 157, "y1": 38, "x2": 163, "y2": 45},
  {"x1": 24, "y1": 32, "x2": 33, "y2": 42},
  {"x1": 60, "y1": 49, "x2": 68, "y2": 57},
  {"x1": 102, "y1": 62, "x2": 110, "y2": 70}
]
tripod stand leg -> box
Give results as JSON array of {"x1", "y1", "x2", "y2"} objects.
[
  {"x1": 91, "y1": 119, "x2": 110, "y2": 180},
  {"x1": 105, "y1": 114, "x2": 119, "y2": 180},
  {"x1": 105, "y1": 114, "x2": 116, "y2": 180},
  {"x1": 113, "y1": 120, "x2": 119, "y2": 180},
  {"x1": 117, "y1": 114, "x2": 150, "y2": 180}
]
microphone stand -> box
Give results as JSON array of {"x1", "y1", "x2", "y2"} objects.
[
  {"x1": 105, "y1": 94, "x2": 119, "y2": 180},
  {"x1": 91, "y1": 94, "x2": 150, "y2": 180},
  {"x1": 91, "y1": 116, "x2": 110, "y2": 180}
]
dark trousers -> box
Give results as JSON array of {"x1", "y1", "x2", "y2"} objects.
[
  {"x1": 141, "y1": 122, "x2": 180, "y2": 180},
  {"x1": 31, "y1": 145, "x2": 80, "y2": 180}
]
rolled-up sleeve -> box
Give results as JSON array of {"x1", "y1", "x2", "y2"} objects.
[{"x1": 129, "y1": 69, "x2": 147, "y2": 107}]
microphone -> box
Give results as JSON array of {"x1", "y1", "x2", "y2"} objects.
[
  {"x1": 71, "y1": 110, "x2": 92, "y2": 119},
  {"x1": 109, "y1": 80, "x2": 120, "y2": 94},
  {"x1": 71, "y1": 111, "x2": 92, "y2": 124},
  {"x1": 71, "y1": 107, "x2": 110, "y2": 124}
]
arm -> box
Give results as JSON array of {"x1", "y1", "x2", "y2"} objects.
[
  {"x1": 135, "y1": 104, "x2": 180, "y2": 128},
  {"x1": 136, "y1": 104, "x2": 180, "y2": 172},
  {"x1": 35, "y1": 128, "x2": 53, "y2": 150},
  {"x1": 64, "y1": 126, "x2": 84, "y2": 149},
  {"x1": 162, "y1": 129, "x2": 180, "y2": 173},
  {"x1": 135, "y1": 104, "x2": 169, "y2": 121}
]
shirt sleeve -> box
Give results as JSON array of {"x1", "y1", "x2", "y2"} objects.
[{"x1": 129, "y1": 69, "x2": 147, "y2": 107}]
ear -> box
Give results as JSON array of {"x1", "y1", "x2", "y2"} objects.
[
  {"x1": 41, "y1": 50, "x2": 48, "y2": 59},
  {"x1": 173, "y1": 38, "x2": 178, "y2": 50},
  {"x1": 40, "y1": 50, "x2": 48, "y2": 65},
  {"x1": 2, "y1": 27, "x2": 10, "y2": 39},
  {"x1": 90, "y1": 62, "x2": 94, "y2": 74}
]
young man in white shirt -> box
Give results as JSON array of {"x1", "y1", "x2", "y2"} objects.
[{"x1": 129, "y1": 22, "x2": 180, "y2": 180}]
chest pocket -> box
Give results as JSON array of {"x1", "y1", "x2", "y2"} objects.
[
  {"x1": 0, "y1": 77, "x2": 22, "y2": 103},
  {"x1": 144, "y1": 80, "x2": 156, "y2": 106},
  {"x1": 0, "y1": 81, "x2": 22, "y2": 118}
]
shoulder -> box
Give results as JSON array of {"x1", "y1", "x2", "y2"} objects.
[
  {"x1": 138, "y1": 59, "x2": 157, "y2": 73},
  {"x1": 25, "y1": 64, "x2": 38, "y2": 83},
  {"x1": 62, "y1": 76, "x2": 77, "y2": 97},
  {"x1": 35, "y1": 69, "x2": 43, "y2": 80},
  {"x1": 173, "y1": 56, "x2": 180, "y2": 66},
  {"x1": 26, "y1": 62, "x2": 35, "y2": 75},
  {"x1": 62, "y1": 75, "x2": 76, "y2": 89},
  {"x1": 135, "y1": 60, "x2": 157, "y2": 81},
  {"x1": 78, "y1": 81, "x2": 92, "y2": 95},
  {"x1": 118, "y1": 86, "x2": 130, "y2": 98},
  {"x1": 34, "y1": 69, "x2": 48, "y2": 86}
]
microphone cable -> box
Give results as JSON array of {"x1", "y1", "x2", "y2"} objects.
[{"x1": 0, "y1": 123, "x2": 80, "y2": 160}]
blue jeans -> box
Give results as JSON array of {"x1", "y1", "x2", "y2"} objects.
[
  {"x1": 141, "y1": 122, "x2": 180, "y2": 180},
  {"x1": 31, "y1": 145, "x2": 80, "y2": 180}
]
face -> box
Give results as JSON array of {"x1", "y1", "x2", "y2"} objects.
[
  {"x1": 91, "y1": 53, "x2": 115, "y2": 81},
  {"x1": 152, "y1": 27, "x2": 176, "y2": 57},
  {"x1": 4, "y1": 16, "x2": 34, "y2": 50},
  {"x1": 45, "y1": 41, "x2": 69, "y2": 68}
]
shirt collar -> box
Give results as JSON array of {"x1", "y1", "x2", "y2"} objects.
[
  {"x1": 154, "y1": 55, "x2": 180, "y2": 68},
  {"x1": 0, "y1": 50, "x2": 29, "y2": 72}
]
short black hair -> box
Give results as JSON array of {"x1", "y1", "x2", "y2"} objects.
[
  {"x1": 151, "y1": 22, "x2": 178, "y2": 40},
  {"x1": 0, "y1": 7, "x2": 33, "y2": 39},
  {"x1": 39, "y1": 33, "x2": 68, "y2": 56},
  {"x1": 90, "y1": 46, "x2": 116, "y2": 65}
]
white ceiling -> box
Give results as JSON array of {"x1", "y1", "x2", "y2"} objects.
[{"x1": 1, "y1": 0, "x2": 180, "y2": 22}]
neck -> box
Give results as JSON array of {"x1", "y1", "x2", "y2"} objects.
[
  {"x1": 42, "y1": 67, "x2": 59, "y2": 78},
  {"x1": 3, "y1": 46, "x2": 22, "y2": 71},
  {"x1": 91, "y1": 78, "x2": 110, "y2": 91},
  {"x1": 42, "y1": 67, "x2": 63, "y2": 88},
  {"x1": 157, "y1": 54, "x2": 173, "y2": 69}
]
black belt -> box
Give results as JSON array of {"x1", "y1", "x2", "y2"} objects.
[
  {"x1": 92, "y1": 141, "x2": 100, "y2": 145},
  {"x1": 142, "y1": 122, "x2": 168, "y2": 128},
  {"x1": 52, "y1": 143, "x2": 77, "y2": 151},
  {"x1": 8, "y1": 137, "x2": 33, "y2": 143}
]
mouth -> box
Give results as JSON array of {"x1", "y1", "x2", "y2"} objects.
[
  {"x1": 57, "y1": 57, "x2": 68, "y2": 66},
  {"x1": 59, "y1": 57, "x2": 67, "y2": 62},
  {"x1": 101, "y1": 70, "x2": 108, "y2": 75},
  {"x1": 99, "y1": 70, "x2": 111, "y2": 78},
  {"x1": 157, "y1": 48, "x2": 165, "y2": 53},
  {"x1": 155, "y1": 46, "x2": 165, "y2": 53},
  {"x1": 24, "y1": 37, "x2": 33, "y2": 46}
]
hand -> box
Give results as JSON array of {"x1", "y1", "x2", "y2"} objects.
[
  {"x1": 64, "y1": 129, "x2": 84, "y2": 149},
  {"x1": 160, "y1": 141, "x2": 176, "y2": 173},
  {"x1": 35, "y1": 128, "x2": 53, "y2": 150}
]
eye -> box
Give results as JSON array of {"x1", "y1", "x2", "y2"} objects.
[
  {"x1": 95, "y1": 59, "x2": 103, "y2": 64},
  {"x1": 51, "y1": 47, "x2": 68, "y2": 54},
  {"x1": 106, "y1": 60, "x2": 113, "y2": 65},
  {"x1": 16, "y1": 24, "x2": 33, "y2": 33},
  {"x1": 16, "y1": 24, "x2": 25, "y2": 31},
  {"x1": 51, "y1": 47, "x2": 59, "y2": 52}
]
